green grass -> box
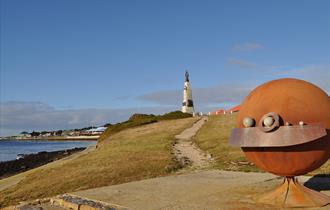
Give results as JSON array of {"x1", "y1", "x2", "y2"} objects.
[
  {"x1": 0, "y1": 117, "x2": 196, "y2": 208},
  {"x1": 309, "y1": 159, "x2": 330, "y2": 176},
  {"x1": 98, "y1": 111, "x2": 192, "y2": 142},
  {"x1": 194, "y1": 114, "x2": 330, "y2": 174},
  {"x1": 2, "y1": 113, "x2": 328, "y2": 207},
  {"x1": 194, "y1": 114, "x2": 261, "y2": 172}
]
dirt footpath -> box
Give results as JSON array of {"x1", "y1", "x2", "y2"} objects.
[
  {"x1": 72, "y1": 170, "x2": 330, "y2": 210},
  {"x1": 174, "y1": 117, "x2": 213, "y2": 168}
]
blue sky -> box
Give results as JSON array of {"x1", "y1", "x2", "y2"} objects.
[{"x1": 1, "y1": 0, "x2": 329, "y2": 136}]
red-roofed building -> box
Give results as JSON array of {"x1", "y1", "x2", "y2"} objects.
[
  {"x1": 209, "y1": 109, "x2": 226, "y2": 115},
  {"x1": 209, "y1": 105, "x2": 240, "y2": 116},
  {"x1": 227, "y1": 105, "x2": 240, "y2": 113}
]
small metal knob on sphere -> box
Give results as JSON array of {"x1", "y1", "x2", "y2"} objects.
[
  {"x1": 258, "y1": 112, "x2": 280, "y2": 132},
  {"x1": 263, "y1": 116, "x2": 274, "y2": 127},
  {"x1": 243, "y1": 117, "x2": 255, "y2": 128}
]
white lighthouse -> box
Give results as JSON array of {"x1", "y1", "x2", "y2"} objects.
[{"x1": 182, "y1": 71, "x2": 195, "y2": 114}]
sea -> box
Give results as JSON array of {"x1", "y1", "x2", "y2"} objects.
[{"x1": 0, "y1": 139, "x2": 96, "y2": 162}]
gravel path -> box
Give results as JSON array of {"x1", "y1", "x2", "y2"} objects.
[{"x1": 174, "y1": 117, "x2": 213, "y2": 169}]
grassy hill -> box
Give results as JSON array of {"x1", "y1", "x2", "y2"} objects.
[
  {"x1": 98, "y1": 111, "x2": 192, "y2": 142},
  {"x1": 1, "y1": 112, "x2": 329, "y2": 207},
  {"x1": 0, "y1": 117, "x2": 196, "y2": 207}
]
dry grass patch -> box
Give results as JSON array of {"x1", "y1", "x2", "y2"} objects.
[
  {"x1": 309, "y1": 159, "x2": 330, "y2": 176},
  {"x1": 194, "y1": 114, "x2": 260, "y2": 172},
  {"x1": 194, "y1": 114, "x2": 330, "y2": 175},
  {"x1": 0, "y1": 118, "x2": 196, "y2": 208}
]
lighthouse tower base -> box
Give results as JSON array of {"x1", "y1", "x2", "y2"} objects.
[{"x1": 182, "y1": 106, "x2": 194, "y2": 114}]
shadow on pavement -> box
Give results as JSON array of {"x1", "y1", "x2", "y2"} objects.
[{"x1": 304, "y1": 174, "x2": 330, "y2": 191}]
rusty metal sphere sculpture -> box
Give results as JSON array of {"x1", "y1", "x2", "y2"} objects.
[
  {"x1": 238, "y1": 78, "x2": 330, "y2": 176},
  {"x1": 229, "y1": 78, "x2": 330, "y2": 208}
]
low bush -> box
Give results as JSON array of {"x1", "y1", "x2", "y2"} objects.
[{"x1": 157, "y1": 111, "x2": 192, "y2": 120}]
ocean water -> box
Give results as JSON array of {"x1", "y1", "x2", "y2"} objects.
[{"x1": 0, "y1": 140, "x2": 96, "y2": 162}]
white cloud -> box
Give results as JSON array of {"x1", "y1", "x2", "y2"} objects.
[
  {"x1": 2, "y1": 64, "x2": 327, "y2": 137},
  {"x1": 0, "y1": 101, "x2": 176, "y2": 136},
  {"x1": 271, "y1": 65, "x2": 330, "y2": 93},
  {"x1": 137, "y1": 64, "x2": 330, "y2": 112},
  {"x1": 226, "y1": 58, "x2": 258, "y2": 69},
  {"x1": 138, "y1": 84, "x2": 252, "y2": 111},
  {"x1": 231, "y1": 42, "x2": 264, "y2": 51},
  {"x1": 225, "y1": 58, "x2": 329, "y2": 94}
]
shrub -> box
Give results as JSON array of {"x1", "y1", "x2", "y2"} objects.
[
  {"x1": 157, "y1": 111, "x2": 192, "y2": 120},
  {"x1": 128, "y1": 113, "x2": 156, "y2": 121}
]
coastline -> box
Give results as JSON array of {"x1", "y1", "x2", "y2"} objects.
[
  {"x1": 2, "y1": 136, "x2": 99, "y2": 141},
  {"x1": 0, "y1": 147, "x2": 86, "y2": 179}
]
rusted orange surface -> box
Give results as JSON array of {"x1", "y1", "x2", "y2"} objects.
[
  {"x1": 237, "y1": 78, "x2": 330, "y2": 129},
  {"x1": 237, "y1": 78, "x2": 330, "y2": 177},
  {"x1": 257, "y1": 177, "x2": 330, "y2": 207}
]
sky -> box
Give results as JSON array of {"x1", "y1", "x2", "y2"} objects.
[{"x1": 0, "y1": 0, "x2": 329, "y2": 136}]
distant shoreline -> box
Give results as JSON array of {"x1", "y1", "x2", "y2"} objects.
[
  {"x1": 0, "y1": 147, "x2": 86, "y2": 178},
  {"x1": 1, "y1": 136, "x2": 98, "y2": 141}
]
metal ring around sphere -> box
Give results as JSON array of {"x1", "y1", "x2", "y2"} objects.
[{"x1": 258, "y1": 112, "x2": 280, "y2": 132}]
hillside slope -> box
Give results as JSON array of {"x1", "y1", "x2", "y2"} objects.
[{"x1": 0, "y1": 117, "x2": 196, "y2": 207}]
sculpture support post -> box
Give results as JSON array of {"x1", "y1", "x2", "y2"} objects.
[{"x1": 257, "y1": 177, "x2": 330, "y2": 208}]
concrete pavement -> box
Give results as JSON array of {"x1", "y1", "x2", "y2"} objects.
[{"x1": 72, "y1": 170, "x2": 330, "y2": 210}]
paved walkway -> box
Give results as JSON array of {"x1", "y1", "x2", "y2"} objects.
[
  {"x1": 174, "y1": 117, "x2": 213, "y2": 168},
  {"x1": 72, "y1": 170, "x2": 330, "y2": 210}
]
